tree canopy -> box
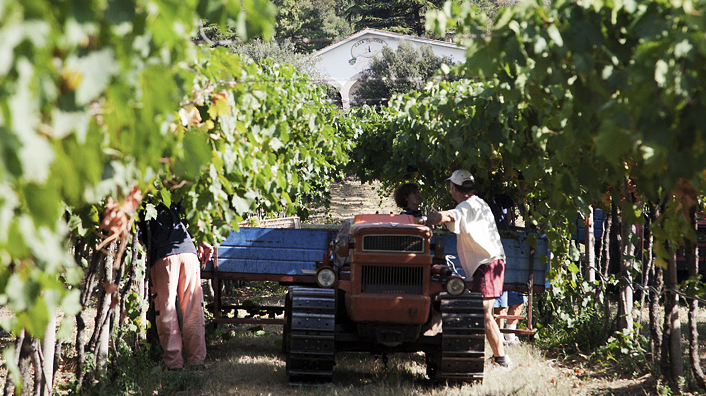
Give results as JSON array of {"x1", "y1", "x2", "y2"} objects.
[
  {"x1": 346, "y1": 0, "x2": 706, "y2": 388},
  {"x1": 352, "y1": 41, "x2": 456, "y2": 107},
  {"x1": 345, "y1": 0, "x2": 446, "y2": 36},
  {"x1": 272, "y1": 0, "x2": 354, "y2": 52}
]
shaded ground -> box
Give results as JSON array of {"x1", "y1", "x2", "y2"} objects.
[
  {"x1": 200, "y1": 280, "x2": 662, "y2": 396},
  {"x1": 200, "y1": 283, "x2": 585, "y2": 396}
]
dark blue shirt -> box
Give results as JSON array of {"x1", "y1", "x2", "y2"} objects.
[
  {"x1": 138, "y1": 203, "x2": 197, "y2": 266},
  {"x1": 478, "y1": 193, "x2": 514, "y2": 231},
  {"x1": 400, "y1": 207, "x2": 423, "y2": 217}
]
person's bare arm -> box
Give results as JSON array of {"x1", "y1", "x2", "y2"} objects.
[
  {"x1": 425, "y1": 211, "x2": 454, "y2": 226},
  {"x1": 197, "y1": 241, "x2": 213, "y2": 264}
]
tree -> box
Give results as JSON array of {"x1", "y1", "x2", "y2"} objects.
[
  {"x1": 201, "y1": 1, "x2": 354, "y2": 53},
  {"x1": 232, "y1": 39, "x2": 322, "y2": 76},
  {"x1": 345, "y1": 0, "x2": 445, "y2": 36},
  {"x1": 272, "y1": 0, "x2": 354, "y2": 52},
  {"x1": 352, "y1": 41, "x2": 455, "y2": 107}
]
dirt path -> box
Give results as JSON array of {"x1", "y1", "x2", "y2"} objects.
[
  {"x1": 306, "y1": 177, "x2": 399, "y2": 224},
  {"x1": 197, "y1": 325, "x2": 586, "y2": 396}
]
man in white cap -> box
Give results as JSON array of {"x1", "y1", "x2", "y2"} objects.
[{"x1": 424, "y1": 169, "x2": 509, "y2": 368}]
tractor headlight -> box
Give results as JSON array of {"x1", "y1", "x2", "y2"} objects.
[
  {"x1": 445, "y1": 276, "x2": 465, "y2": 296},
  {"x1": 316, "y1": 267, "x2": 337, "y2": 287}
]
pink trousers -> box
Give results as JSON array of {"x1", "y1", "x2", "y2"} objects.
[{"x1": 151, "y1": 253, "x2": 206, "y2": 369}]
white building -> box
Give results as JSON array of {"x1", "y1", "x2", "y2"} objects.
[{"x1": 314, "y1": 28, "x2": 466, "y2": 108}]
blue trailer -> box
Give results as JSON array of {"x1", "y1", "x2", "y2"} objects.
[
  {"x1": 201, "y1": 225, "x2": 550, "y2": 331},
  {"x1": 201, "y1": 227, "x2": 336, "y2": 325},
  {"x1": 201, "y1": 216, "x2": 550, "y2": 383}
]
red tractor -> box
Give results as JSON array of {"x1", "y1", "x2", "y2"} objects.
[{"x1": 283, "y1": 214, "x2": 485, "y2": 384}]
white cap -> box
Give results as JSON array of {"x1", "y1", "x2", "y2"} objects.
[{"x1": 446, "y1": 169, "x2": 474, "y2": 186}]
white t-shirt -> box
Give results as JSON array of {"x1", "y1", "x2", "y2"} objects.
[{"x1": 445, "y1": 195, "x2": 506, "y2": 277}]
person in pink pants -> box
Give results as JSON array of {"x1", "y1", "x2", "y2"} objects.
[
  {"x1": 151, "y1": 251, "x2": 208, "y2": 369},
  {"x1": 139, "y1": 202, "x2": 212, "y2": 370}
]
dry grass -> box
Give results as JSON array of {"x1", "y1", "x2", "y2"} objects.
[
  {"x1": 0, "y1": 295, "x2": 669, "y2": 396},
  {"x1": 171, "y1": 326, "x2": 585, "y2": 396},
  {"x1": 193, "y1": 279, "x2": 586, "y2": 396}
]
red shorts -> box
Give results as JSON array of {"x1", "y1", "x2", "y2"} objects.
[{"x1": 471, "y1": 259, "x2": 505, "y2": 298}]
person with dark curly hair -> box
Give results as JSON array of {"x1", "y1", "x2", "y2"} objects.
[{"x1": 393, "y1": 182, "x2": 423, "y2": 217}]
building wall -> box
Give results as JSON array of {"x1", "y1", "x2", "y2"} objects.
[{"x1": 314, "y1": 29, "x2": 466, "y2": 108}]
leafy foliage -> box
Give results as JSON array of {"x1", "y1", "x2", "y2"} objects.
[
  {"x1": 1, "y1": 0, "x2": 355, "y2": 392},
  {"x1": 2, "y1": 0, "x2": 274, "y2": 340},
  {"x1": 593, "y1": 328, "x2": 650, "y2": 375},
  {"x1": 348, "y1": 76, "x2": 537, "y2": 213},
  {"x1": 348, "y1": 0, "x2": 706, "y2": 383},
  {"x1": 230, "y1": 38, "x2": 343, "y2": 102},
  {"x1": 272, "y1": 0, "x2": 353, "y2": 52},
  {"x1": 231, "y1": 39, "x2": 323, "y2": 78},
  {"x1": 349, "y1": 0, "x2": 706, "y2": 282},
  {"x1": 345, "y1": 0, "x2": 446, "y2": 36},
  {"x1": 534, "y1": 298, "x2": 607, "y2": 354},
  {"x1": 444, "y1": 0, "x2": 706, "y2": 202},
  {"x1": 168, "y1": 49, "x2": 353, "y2": 242}
]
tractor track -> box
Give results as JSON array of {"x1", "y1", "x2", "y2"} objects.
[
  {"x1": 428, "y1": 291, "x2": 486, "y2": 382},
  {"x1": 285, "y1": 286, "x2": 337, "y2": 384}
]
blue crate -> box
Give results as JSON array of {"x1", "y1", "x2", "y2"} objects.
[
  {"x1": 573, "y1": 209, "x2": 605, "y2": 241},
  {"x1": 205, "y1": 227, "x2": 550, "y2": 287},
  {"x1": 437, "y1": 231, "x2": 550, "y2": 287},
  {"x1": 202, "y1": 228, "x2": 331, "y2": 275}
]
